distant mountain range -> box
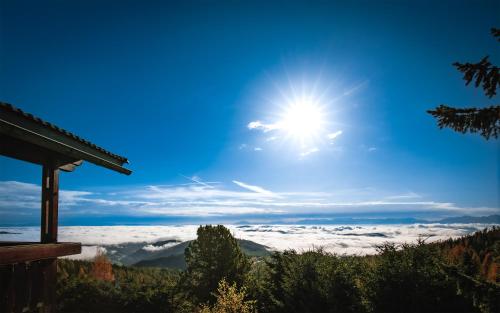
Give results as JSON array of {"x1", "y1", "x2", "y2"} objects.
[
  {"x1": 436, "y1": 215, "x2": 500, "y2": 224},
  {"x1": 289, "y1": 215, "x2": 500, "y2": 225},
  {"x1": 102, "y1": 238, "x2": 271, "y2": 270}
]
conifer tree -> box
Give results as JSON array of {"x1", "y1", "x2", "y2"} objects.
[
  {"x1": 428, "y1": 28, "x2": 500, "y2": 139},
  {"x1": 183, "y1": 225, "x2": 249, "y2": 304}
]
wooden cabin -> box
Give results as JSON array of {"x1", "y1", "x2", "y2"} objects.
[{"x1": 0, "y1": 102, "x2": 131, "y2": 313}]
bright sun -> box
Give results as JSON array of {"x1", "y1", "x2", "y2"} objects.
[{"x1": 280, "y1": 98, "x2": 325, "y2": 142}]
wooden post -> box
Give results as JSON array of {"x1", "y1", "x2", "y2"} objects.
[
  {"x1": 40, "y1": 164, "x2": 59, "y2": 313},
  {"x1": 41, "y1": 164, "x2": 59, "y2": 243}
]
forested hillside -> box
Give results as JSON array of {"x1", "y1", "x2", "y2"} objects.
[
  {"x1": 132, "y1": 239, "x2": 270, "y2": 270},
  {"x1": 57, "y1": 226, "x2": 499, "y2": 313}
]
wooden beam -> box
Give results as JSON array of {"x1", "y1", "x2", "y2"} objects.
[
  {"x1": 0, "y1": 117, "x2": 131, "y2": 175},
  {"x1": 0, "y1": 110, "x2": 126, "y2": 165},
  {"x1": 41, "y1": 165, "x2": 59, "y2": 243},
  {"x1": 0, "y1": 243, "x2": 81, "y2": 265},
  {"x1": 0, "y1": 242, "x2": 41, "y2": 246},
  {"x1": 58, "y1": 160, "x2": 83, "y2": 172},
  {"x1": 0, "y1": 134, "x2": 83, "y2": 171}
]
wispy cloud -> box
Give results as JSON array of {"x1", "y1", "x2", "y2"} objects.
[
  {"x1": 238, "y1": 144, "x2": 263, "y2": 152},
  {"x1": 0, "y1": 181, "x2": 94, "y2": 210},
  {"x1": 247, "y1": 121, "x2": 281, "y2": 132},
  {"x1": 342, "y1": 80, "x2": 369, "y2": 97},
  {"x1": 0, "y1": 180, "x2": 497, "y2": 222},
  {"x1": 300, "y1": 147, "x2": 319, "y2": 157},
  {"x1": 232, "y1": 180, "x2": 275, "y2": 196},
  {"x1": 327, "y1": 130, "x2": 343, "y2": 140},
  {"x1": 385, "y1": 192, "x2": 421, "y2": 200},
  {"x1": 179, "y1": 174, "x2": 216, "y2": 189}
]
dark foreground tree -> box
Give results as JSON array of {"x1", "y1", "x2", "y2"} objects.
[
  {"x1": 428, "y1": 28, "x2": 500, "y2": 139},
  {"x1": 55, "y1": 227, "x2": 498, "y2": 313},
  {"x1": 368, "y1": 241, "x2": 478, "y2": 313},
  {"x1": 183, "y1": 225, "x2": 249, "y2": 304},
  {"x1": 262, "y1": 249, "x2": 368, "y2": 313}
]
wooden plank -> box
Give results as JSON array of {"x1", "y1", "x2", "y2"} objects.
[
  {"x1": 13, "y1": 263, "x2": 27, "y2": 313},
  {"x1": 0, "y1": 243, "x2": 81, "y2": 265},
  {"x1": 26, "y1": 261, "x2": 34, "y2": 312},
  {"x1": 41, "y1": 165, "x2": 59, "y2": 243},
  {"x1": 30, "y1": 261, "x2": 44, "y2": 311},
  {"x1": 0, "y1": 242, "x2": 39, "y2": 247},
  {"x1": 0, "y1": 264, "x2": 14, "y2": 313},
  {"x1": 40, "y1": 259, "x2": 56, "y2": 313}
]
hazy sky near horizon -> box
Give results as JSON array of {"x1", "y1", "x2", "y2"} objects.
[{"x1": 0, "y1": 0, "x2": 499, "y2": 225}]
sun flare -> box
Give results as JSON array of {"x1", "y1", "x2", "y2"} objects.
[
  {"x1": 281, "y1": 97, "x2": 325, "y2": 142},
  {"x1": 247, "y1": 75, "x2": 341, "y2": 154}
]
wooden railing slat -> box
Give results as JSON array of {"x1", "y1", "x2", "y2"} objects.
[{"x1": 0, "y1": 243, "x2": 81, "y2": 265}]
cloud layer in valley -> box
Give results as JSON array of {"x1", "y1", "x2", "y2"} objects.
[{"x1": 0, "y1": 224, "x2": 495, "y2": 257}]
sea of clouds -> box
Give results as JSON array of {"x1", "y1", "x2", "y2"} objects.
[{"x1": 0, "y1": 223, "x2": 495, "y2": 259}]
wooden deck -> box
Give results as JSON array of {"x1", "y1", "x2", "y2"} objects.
[{"x1": 0, "y1": 242, "x2": 81, "y2": 313}]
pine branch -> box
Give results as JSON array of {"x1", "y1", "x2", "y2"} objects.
[
  {"x1": 492, "y1": 28, "x2": 500, "y2": 42},
  {"x1": 453, "y1": 57, "x2": 499, "y2": 98},
  {"x1": 427, "y1": 105, "x2": 500, "y2": 139}
]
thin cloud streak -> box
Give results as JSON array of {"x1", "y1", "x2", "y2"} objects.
[
  {"x1": 232, "y1": 180, "x2": 276, "y2": 196},
  {"x1": 327, "y1": 130, "x2": 343, "y2": 140},
  {"x1": 179, "y1": 174, "x2": 216, "y2": 189},
  {"x1": 247, "y1": 120, "x2": 281, "y2": 132},
  {"x1": 300, "y1": 147, "x2": 319, "y2": 157},
  {"x1": 0, "y1": 180, "x2": 497, "y2": 220}
]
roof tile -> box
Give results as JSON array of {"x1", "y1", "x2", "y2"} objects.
[{"x1": 0, "y1": 102, "x2": 128, "y2": 163}]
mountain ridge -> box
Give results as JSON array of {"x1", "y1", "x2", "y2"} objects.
[{"x1": 99, "y1": 238, "x2": 271, "y2": 268}]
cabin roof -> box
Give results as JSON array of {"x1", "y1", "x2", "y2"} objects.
[{"x1": 0, "y1": 102, "x2": 131, "y2": 175}]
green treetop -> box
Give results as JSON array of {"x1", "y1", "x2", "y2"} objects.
[{"x1": 183, "y1": 225, "x2": 250, "y2": 304}]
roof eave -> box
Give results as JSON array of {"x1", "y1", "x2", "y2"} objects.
[{"x1": 0, "y1": 116, "x2": 132, "y2": 175}]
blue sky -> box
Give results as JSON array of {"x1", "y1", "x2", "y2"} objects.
[{"x1": 0, "y1": 0, "x2": 499, "y2": 225}]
